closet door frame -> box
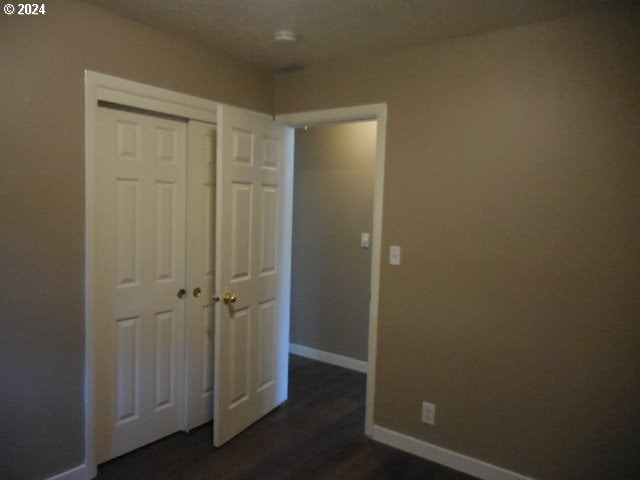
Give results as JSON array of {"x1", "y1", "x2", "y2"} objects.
[{"x1": 85, "y1": 71, "x2": 219, "y2": 479}]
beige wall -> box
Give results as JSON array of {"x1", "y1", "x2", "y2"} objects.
[
  {"x1": 291, "y1": 122, "x2": 376, "y2": 361},
  {"x1": 0, "y1": 1, "x2": 272, "y2": 478},
  {"x1": 276, "y1": 6, "x2": 640, "y2": 480}
]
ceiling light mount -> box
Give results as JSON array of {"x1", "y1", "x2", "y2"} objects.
[{"x1": 274, "y1": 30, "x2": 297, "y2": 43}]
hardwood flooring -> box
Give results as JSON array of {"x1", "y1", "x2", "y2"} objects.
[{"x1": 97, "y1": 355, "x2": 477, "y2": 480}]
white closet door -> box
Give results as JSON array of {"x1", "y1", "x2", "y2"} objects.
[
  {"x1": 184, "y1": 120, "x2": 216, "y2": 430},
  {"x1": 95, "y1": 106, "x2": 187, "y2": 462},
  {"x1": 214, "y1": 104, "x2": 290, "y2": 446}
]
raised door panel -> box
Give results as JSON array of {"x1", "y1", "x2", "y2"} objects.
[
  {"x1": 154, "y1": 182, "x2": 177, "y2": 283},
  {"x1": 155, "y1": 127, "x2": 178, "y2": 164},
  {"x1": 262, "y1": 136, "x2": 279, "y2": 171},
  {"x1": 116, "y1": 180, "x2": 141, "y2": 287},
  {"x1": 259, "y1": 185, "x2": 278, "y2": 278},
  {"x1": 257, "y1": 301, "x2": 276, "y2": 392},
  {"x1": 116, "y1": 316, "x2": 140, "y2": 423},
  {"x1": 228, "y1": 307, "x2": 251, "y2": 409},
  {"x1": 230, "y1": 183, "x2": 253, "y2": 283},
  {"x1": 154, "y1": 310, "x2": 175, "y2": 410},
  {"x1": 232, "y1": 129, "x2": 254, "y2": 166},
  {"x1": 116, "y1": 120, "x2": 141, "y2": 160}
]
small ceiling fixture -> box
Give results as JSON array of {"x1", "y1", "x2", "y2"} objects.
[{"x1": 274, "y1": 30, "x2": 297, "y2": 43}]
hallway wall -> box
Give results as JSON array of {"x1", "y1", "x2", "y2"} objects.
[{"x1": 290, "y1": 121, "x2": 376, "y2": 362}]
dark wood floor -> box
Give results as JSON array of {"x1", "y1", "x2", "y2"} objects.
[{"x1": 98, "y1": 355, "x2": 477, "y2": 480}]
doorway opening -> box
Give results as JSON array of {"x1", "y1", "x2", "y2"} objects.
[
  {"x1": 289, "y1": 121, "x2": 376, "y2": 377},
  {"x1": 276, "y1": 103, "x2": 387, "y2": 437}
]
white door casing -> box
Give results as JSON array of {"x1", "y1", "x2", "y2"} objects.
[
  {"x1": 214, "y1": 104, "x2": 290, "y2": 446},
  {"x1": 184, "y1": 120, "x2": 217, "y2": 430},
  {"x1": 276, "y1": 104, "x2": 387, "y2": 438},
  {"x1": 95, "y1": 106, "x2": 187, "y2": 462}
]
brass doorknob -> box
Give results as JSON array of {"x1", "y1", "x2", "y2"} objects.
[
  {"x1": 223, "y1": 292, "x2": 237, "y2": 305},
  {"x1": 193, "y1": 287, "x2": 202, "y2": 298},
  {"x1": 177, "y1": 288, "x2": 186, "y2": 299}
]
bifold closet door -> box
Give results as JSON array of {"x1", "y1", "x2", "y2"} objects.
[
  {"x1": 184, "y1": 120, "x2": 216, "y2": 430},
  {"x1": 95, "y1": 106, "x2": 187, "y2": 463}
]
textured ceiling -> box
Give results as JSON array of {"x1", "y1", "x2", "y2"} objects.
[{"x1": 84, "y1": 0, "x2": 615, "y2": 71}]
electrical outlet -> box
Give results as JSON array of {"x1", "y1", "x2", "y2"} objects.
[{"x1": 421, "y1": 401, "x2": 436, "y2": 425}]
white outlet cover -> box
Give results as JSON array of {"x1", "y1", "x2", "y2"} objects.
[
  {"x1": 361, "y1": 232, "x2": 370, "y2": 248},
  {"x1": 421, "y1": 401, "x2": 436, "y2": 425}
]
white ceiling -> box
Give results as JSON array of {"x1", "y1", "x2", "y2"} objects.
[{"x1": 84, "y1": 0, "x2": 615, "y2": 71}]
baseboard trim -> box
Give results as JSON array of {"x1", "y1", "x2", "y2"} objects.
[
  {"x1": 289, "y1": 343, "x2": 368, "y2": 373},
  {"x1": 46, "y1": 464, "x2": 87, "y2": 480},
  {"x1": 372, "y1": 425, "x2": 534, "y2": 480}
]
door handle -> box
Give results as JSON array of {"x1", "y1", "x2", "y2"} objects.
[
  {"x1": 177, "y1": 288, "x2": 186, "y2": 299},
  {"x1": 223, "y1": 292, "x2": 237, "y2": 305},
  {"x1": 193, "y1": 287, "x2": 202, "y2": 298}
]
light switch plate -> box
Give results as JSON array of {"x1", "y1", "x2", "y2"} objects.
[
  {"x1": 390, "y1": 245, "x2": 401, "y2": 265},
  {"x1": 421, "y1": 401, "x2": 436, "y2": 425},
  {"x1": 361, "y1": 233, "x2": 370, "y2": 248}
]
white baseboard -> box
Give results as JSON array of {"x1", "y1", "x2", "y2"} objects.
[
  {"x1": 46, "y1": 464, "x2": 88, "y2": 480},
  {"x1": 289, "y1": 343, "x2": 368, "y2": 373},
  {"x1": 372, "y1": 425, "x2": 534, "y2": 480}
]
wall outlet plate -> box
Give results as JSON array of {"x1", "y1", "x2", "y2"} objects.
[{"x1": 421, "y1": 401, "x2": 436, "y2": 425}]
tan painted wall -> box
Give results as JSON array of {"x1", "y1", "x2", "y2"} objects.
[
  {"x1": 276, "y1": 6, "x2": 640, "y2": 480},
  {"x1": 291, "y1": 122, "x2": 376, "y2": 361},
  {"x1": 0, "y1": 1, "x2": 272, "y2": 478}
]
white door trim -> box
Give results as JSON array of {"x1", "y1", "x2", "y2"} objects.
[
  {"x1": 276, "y1": 104, "x2": 387, "y2": 437},
  {"x1": 84, "y1": 71, "x2": 218, "y2": 478}
]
